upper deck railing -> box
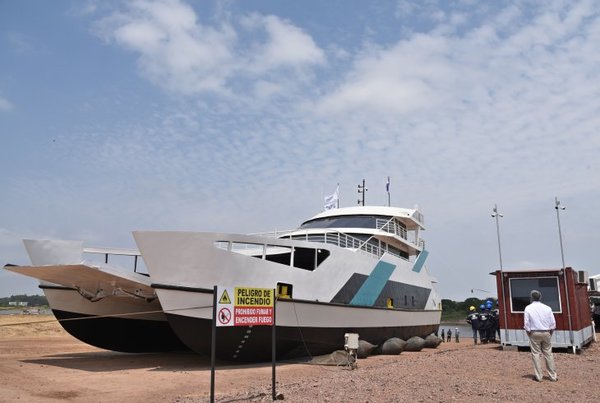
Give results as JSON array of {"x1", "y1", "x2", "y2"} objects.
[
  {"x1": 375, "y1": 218, "x2": 408, "y2": 239},
  {"x1": 251, "y1": 225, "x2": 423, "y2": 261},
  {"x1": 83, "y1": 247, "x2": 144, "y2": 274}
]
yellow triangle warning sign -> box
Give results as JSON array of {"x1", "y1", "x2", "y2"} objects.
[{"x1": 219, "y1": 289, "x2": 231, "y2": 304}]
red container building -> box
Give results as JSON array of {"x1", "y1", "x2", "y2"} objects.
[{"x1": 492, "y1": 267, "x2": 594, "y2": 352}]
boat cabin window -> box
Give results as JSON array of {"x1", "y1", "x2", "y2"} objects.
[
  {"x1": 509, "y1": 277, "x2": 561, "y2": 312},
  {"x1": 387, "y1": 244, "x2": 409, "y2": 259},
  {"x1": 264, "y1": 245, "x2": 292, "y2": 266},
  {"x1": 292, "y1": 247, "x2": 330, "y2": 270},
  {"x1": 214, "y1": 241, "x2": 330, "y2": 271},
  {"x1": 277, "y1": 283, "x2": 293, "y2": 299},
  {"x1": 300, "y1": 215, "x2": 405, "y2": 230}
]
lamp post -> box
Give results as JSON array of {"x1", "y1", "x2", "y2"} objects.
[
  {"x1": 555, "y1": 197, "x2": 574, "y2": 346},
  {"x1": 492, "y1": 205, "x2": 504, "y2": 270},
  {"x1": 555, "y1": 197, "x2": 566, "y2": 269},
  {"x1": 492, "y1": 204, "x2": 509, "y2": 342}
]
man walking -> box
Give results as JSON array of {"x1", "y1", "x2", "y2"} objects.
[{"x1": 524, "y1": 290, "x2": 557, "y2": 382}]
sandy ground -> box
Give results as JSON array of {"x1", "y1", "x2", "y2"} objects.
[{"x1": 0, "y1": 315, "x2": 598, "y2": 402}]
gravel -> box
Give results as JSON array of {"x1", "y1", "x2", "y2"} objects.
[{"x1": 211, "y1": 338, "x2": 599, "y2": 403}]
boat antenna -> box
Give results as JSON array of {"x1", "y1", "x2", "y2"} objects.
[{"x1": 357, "y1": 179, "x2": 367, "y2": 206}]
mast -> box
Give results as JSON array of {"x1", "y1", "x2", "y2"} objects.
[{"x1": 357, "y1": 179, "x2": 367, "y2": 206}]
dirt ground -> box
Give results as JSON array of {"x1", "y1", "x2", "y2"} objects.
[{"x1": 0, "y1": 315, "x2": 598, "y2": 402}]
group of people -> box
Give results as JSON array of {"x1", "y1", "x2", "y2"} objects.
[
  {"x1": 465, "y1": 301, "x2": 500, "y2": 344},
  {"x1": 440, "y1": 327, "x2": 459, "y2": 343}
]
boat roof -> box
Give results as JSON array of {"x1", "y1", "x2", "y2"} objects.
[
  {"x1": 489, "y1": 267, "x2": 574, "y2": 275},
  {"x1": 303, "y1": 206, "x2": 424, "y2": 230}
]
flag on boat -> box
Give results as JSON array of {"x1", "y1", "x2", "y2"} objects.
[
  {"x1": 386, "y1": 176, "x2": 390, "y2": 193},
  {"x1": 324, "y1": 185, "x2": 339, "y2": 210}
]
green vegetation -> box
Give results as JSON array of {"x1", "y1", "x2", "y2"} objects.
[
  {"x1": 0, "y1": 294, "x2": 48, "y2": 307},
  {"x1": 441, "y1": 297, "x2": 497, "y2": 322}
]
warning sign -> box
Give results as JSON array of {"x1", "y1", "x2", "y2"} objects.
[
  {"x1": 234, "y1": 287, "x2": 274, "y2": 307},
  {"x1": 216, "y1": 286, "x2": 274, "y2": 327},
  {"x1": 219, "y1": 289, "x2": 231, "y2": 304},
  {"x1": 218, "y1": 307, "x2": 231, "y2": 325}
]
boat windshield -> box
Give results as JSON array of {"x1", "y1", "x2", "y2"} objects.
[{"x1": 300, "y1": 215, "x2": 405, "y2": 230}]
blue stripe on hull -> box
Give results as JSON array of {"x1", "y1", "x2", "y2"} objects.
[
  {"x1": 349, "y1": 261, "x2": 396, "y2": 306},
  {"x1": 412, "y1": 250, "x2": 429, "y2": 273}
]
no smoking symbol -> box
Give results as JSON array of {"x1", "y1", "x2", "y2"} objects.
[{"x1": 218, "y1": 307, "x2": 231, "y2": 325}]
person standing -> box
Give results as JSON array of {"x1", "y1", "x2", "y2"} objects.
[
  {"x1": 524, "y1": 290, "x2": 557, "y2": 382},
  {"x1": 493, "y1": 301, "x2": 501, "y2": 341},
  {"x1": 454, "y1": 327, "x2": 460, "y2": 343},
  {"x1": 447, "y1": 328, "x2": 452, "y2": 343},
  {"x1": 441, "y1": 328, "x2": 445, "y2": 343},
  {"x1": 466, "y1": 306, "x2": 480, "y2": 344},
  {"x1": 485, "y1": 301, "x2": 496, "y2": 343},
  {"x1": 593, "y1": 302, "x2": 600, "y2": 329},
  {"x1": 478, "y1": 304, "x2": 489, "y2": 344}
]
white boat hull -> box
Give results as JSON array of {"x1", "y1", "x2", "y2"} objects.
[{"x1": 135, "y1": 231, "x2": 441, "y2": 360}]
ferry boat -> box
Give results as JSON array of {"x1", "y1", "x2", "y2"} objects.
[
  {"x1": 134, "y1": 205, "x2": 441, "y2": 361},
  {"x1": 4, "y1": 239, "x2": 187, "y2": 352}
]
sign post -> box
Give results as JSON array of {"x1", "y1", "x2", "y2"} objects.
[
  {"x1": 210, "y1": 285, "x2": 277, "y2": 402},
  {"x1": 272, "y1": 296, "x2": 276, "y2": 401},
  {"x1": 210, "y1": 285, "x2": 217, "y2": 403}
]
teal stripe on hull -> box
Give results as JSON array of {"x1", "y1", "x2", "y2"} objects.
[
  {"x1": 412, "y1": 250, "x2": 429, "y2": 273},
  {"x1": 349, "y1": 261, "x2": 396, "y2": 306}
]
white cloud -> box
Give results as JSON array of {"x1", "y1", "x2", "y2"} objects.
[
  {"x1": 241, "y1": 13, "x2": 325, "y2": 73},
  {"x1": 95, "y1": 0, "x2": 236, "y2": 94},
  {"x1": 94, "y1": 0, "x2": 325, "y2": 97},
  {"x1": 316, "y1": 35, "x2": 454, "y2": 116},
  {"x1": 0, "y1": 95, "x2": 13, "y2": 112}
]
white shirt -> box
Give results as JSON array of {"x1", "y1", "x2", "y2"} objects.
[{"x1": 524, "y1": 301, "x2": 556, "y2": 332}]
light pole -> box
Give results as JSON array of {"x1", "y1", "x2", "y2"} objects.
[
  {"x1": 555, "y1": 197, "x2": 574, "y2": 346},
  {"x1": 492, "y1": 204, "x2": 509, "y2": 342},
  {"x1": 555, "y1": 197, "x2": 566, "y2": 269},
  {"x1": 492, "y1": 205, "x2": 504, "y2": 270}
]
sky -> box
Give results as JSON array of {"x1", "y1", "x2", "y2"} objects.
[{"x1": 1, "y1": 0, "x2": 599, "y2": 301}]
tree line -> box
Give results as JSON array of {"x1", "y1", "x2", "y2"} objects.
[
  {"x1": 0, "y1": 294, "x2": 48, "y2": 307},
  {"x1": 441, "y1": 297, "x2": 498, "y2": 321}
]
